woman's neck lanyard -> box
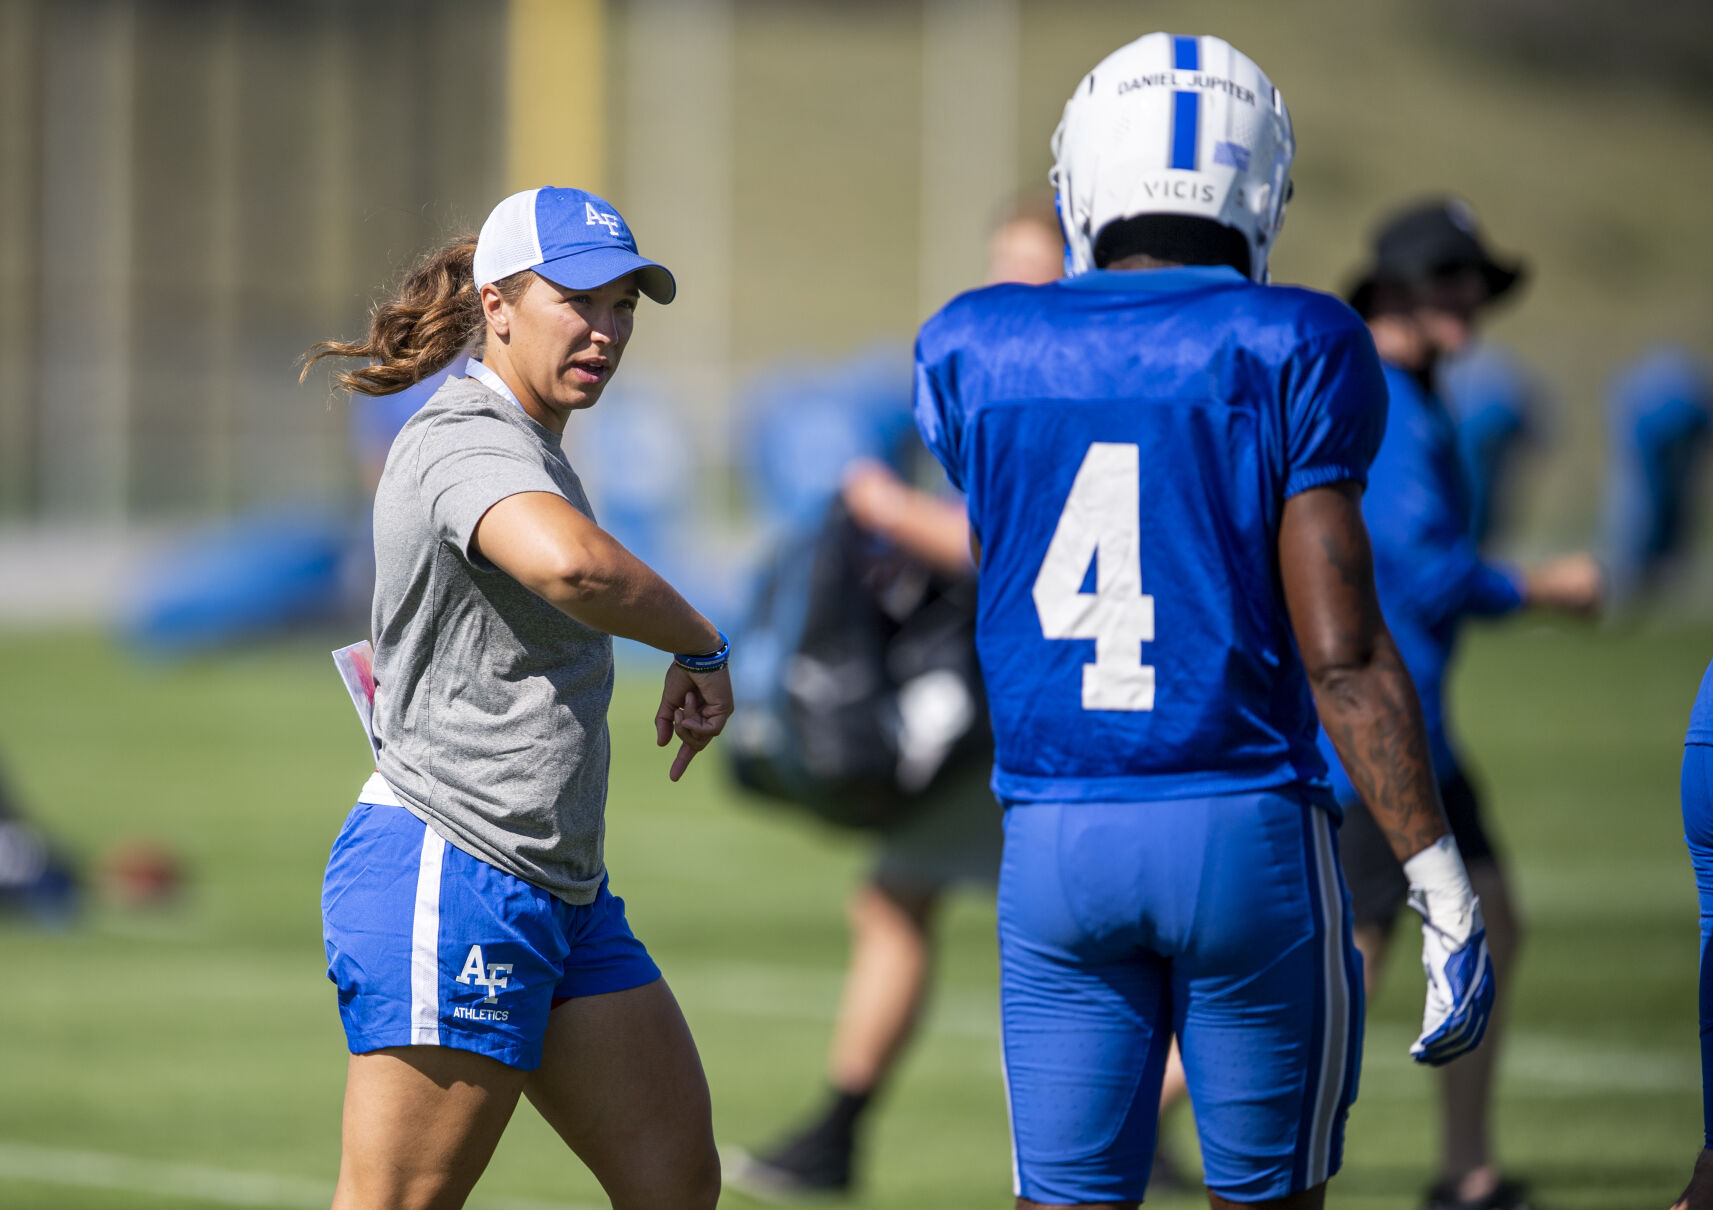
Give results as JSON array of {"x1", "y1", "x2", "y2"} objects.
[{"x1": 467, "y1": 359, "x2": 525, "y2": 413}]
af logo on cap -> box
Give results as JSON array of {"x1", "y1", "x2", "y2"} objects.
[{"x1": 585, "y1": 202, "x2": 624, "y2": 238}]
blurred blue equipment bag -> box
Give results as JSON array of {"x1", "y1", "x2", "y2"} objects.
[{"x1": 727, "y1": 500, "x2": 991, "y2": 830}]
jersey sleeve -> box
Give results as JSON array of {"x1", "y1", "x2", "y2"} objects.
[
  {"x1": 913, "y1": 320, "x2": 968, "y2": 494},
  {"x1": 1462, "y1": 559, "x2": 1527, "y2": 616},
  {"x1": 1283, "y1": 325, "x2": 1389, "y2": 498},
  {"x1": 413, "y1": 410, "x2": 565, "y2": 560},
  {"x1": 1364, "y1": 406, "x2": 1526, "y2": 626}
]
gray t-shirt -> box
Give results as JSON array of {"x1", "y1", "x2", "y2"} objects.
[{"x1": 370, "y1": 374, "x2": 614, "y2": 904}]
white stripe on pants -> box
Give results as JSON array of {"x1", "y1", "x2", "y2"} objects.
[{"x1": 1305, "y1": 807, "x2": 1354, "y2": 1186}]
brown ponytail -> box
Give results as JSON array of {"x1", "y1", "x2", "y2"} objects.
[{"x1": 301, "y1": 235, "x2": 531, "y2": 396}]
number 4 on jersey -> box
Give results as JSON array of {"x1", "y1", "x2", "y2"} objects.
[{"x1": 1031, "y1": 442, "x2": 1156, "y2": 711}]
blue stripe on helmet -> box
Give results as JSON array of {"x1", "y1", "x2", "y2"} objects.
[
  {"x1": 1170, "y1": 36, "x2": 1200, "y2": 170},
  {"x1": 1170, "y1": 92, "x2": 1199, "y2": 170}
]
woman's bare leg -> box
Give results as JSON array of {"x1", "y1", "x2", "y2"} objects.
[
  {"x1": 524, "y1": 977, "x2": 720, "y2": 1210},
  {"x1": 333, "y1": 1046, "x2": 526, "y2": 1210}
]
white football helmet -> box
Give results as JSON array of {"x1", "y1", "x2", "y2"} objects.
[{"x1": 1050, "y1": 32, "x2": 1295, "y2": 282}]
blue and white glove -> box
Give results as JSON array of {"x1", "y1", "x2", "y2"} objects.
[{"x1": 1404, "y1": 834, "x2": 1496, "y2": 1066}]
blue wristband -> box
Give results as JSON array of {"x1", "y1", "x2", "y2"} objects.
[{"x1": 674, "y1": 628, "x2": 729, "y2": 673}]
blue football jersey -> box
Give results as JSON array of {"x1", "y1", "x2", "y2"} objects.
[{"x1": 914, "y1": 265, "x2": 1387, "y2": 804}]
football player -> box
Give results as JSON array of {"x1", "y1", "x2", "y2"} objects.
[{"x1": 913, "y1": 33, "x2": 1494, "y2": 1208}]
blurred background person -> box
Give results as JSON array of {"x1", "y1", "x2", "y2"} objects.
[
  {"x1": 726, "y1": 192, "x2": 1062, "y2": 1199},
  {"x1": 980, "y1": 189, "x2": 1067, "y2": 287},
  {"x1": 1601, "y1": 349, "x2": 1712, "y2": 610},
  {"x1": 1334, "y1": 198, "x2": 1600, "y2": 1210},
  {"x1": 1440, "y1": 345, "x2": 1548, "y2": 552}
]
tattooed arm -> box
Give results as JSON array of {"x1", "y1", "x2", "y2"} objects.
[
  {"x1": 1278, "y1": 481, "x2": 1447, "y2": 862},
  {"x1": 1281, "y1": 481, "x2": 1496, "y2": 1064}
]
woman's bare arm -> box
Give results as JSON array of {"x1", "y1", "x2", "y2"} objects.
[
  {"x1": 473, "y1": 491, "x2": 732, "y2": 780},
  {"x1": 472, "y1": 491, "x2": 719, "y2": 655}
]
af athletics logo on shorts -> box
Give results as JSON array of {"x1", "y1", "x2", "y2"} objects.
[{"x1": 453, "y1": 944, "x2": 514, "y2": 1022}]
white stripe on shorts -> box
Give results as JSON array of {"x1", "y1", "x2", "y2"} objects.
[
  {"x1": 409, "y1": 824, "x2": 447, "y2": 1046},
  {"x1": 1305, "y1": 807, "x2": 1353, "y2": 1186}
]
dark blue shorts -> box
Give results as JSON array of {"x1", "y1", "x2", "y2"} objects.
[
  {"x1": 997, "y1": 791, "x2": 1362, "y2": 1203},
  {"x1": 321, "y1": 798, "x2": 660, "y2": 1071}
]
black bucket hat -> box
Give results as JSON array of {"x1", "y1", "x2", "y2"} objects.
[{"x1": 1346, "y1": 197, "x2": 1526, "y2": 318}]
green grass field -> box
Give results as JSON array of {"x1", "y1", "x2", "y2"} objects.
[{"x1": 0, "y1": 623, "x2": 1704, "y2": 1209}]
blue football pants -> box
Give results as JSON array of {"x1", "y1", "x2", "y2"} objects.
[
  {"x1": 1685, "y1": 742, "x2": 1713, "y2": 1148},
  {"x1": 997, "y1": 792, "x2": 1362, "y2": 1202}
]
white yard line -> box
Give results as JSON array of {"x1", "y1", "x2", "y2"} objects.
[
  {"x1": 668, "y1": 959, "x2": 1699, "y2": 1094},
  {"x1": 0, "y1": 1141, "x2": 599, "y2": 1210},
  {"x1": 1361, "y1": 1022, "x2": 1699, "y2": 1093}
]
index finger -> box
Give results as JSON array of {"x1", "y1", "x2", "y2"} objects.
[{"x1": 669, "y1": 740, "x2": 697, "y2": 782}]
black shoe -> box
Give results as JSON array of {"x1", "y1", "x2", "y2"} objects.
[
  {"x1": 722, "y1": 1132, "x2": 853, "y2": 1201},
  {"x1": 724, "y1": 1088, "x2": 870, "y2": 1201},
  {"x1": 1423, "y1": 1177, "x2": 1534, "y2": 1210}
]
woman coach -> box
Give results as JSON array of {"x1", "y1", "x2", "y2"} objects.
[{"x1": 304, "y1": 187, "x2": 731, "y2": 1210}]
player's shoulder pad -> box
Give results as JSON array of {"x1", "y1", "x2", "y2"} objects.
[
  {"x1": 918, "y1": 281, "x2": 1046, "y2": 359},
  {"x1": 1257, "y1": 282, "x2": 1369, "y2": 346}
]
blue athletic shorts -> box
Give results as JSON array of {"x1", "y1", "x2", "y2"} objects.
[
  {"x1": 321, "y1": 798, "x2": 661, "y2": 1071},
  {"x1": 997, "y1": 791, "x2": 1363, "y2": 1203}
]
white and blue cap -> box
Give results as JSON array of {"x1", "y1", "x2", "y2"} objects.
[{"x1": 472, "y1": 187, "x2": 676, "y2": 304}]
